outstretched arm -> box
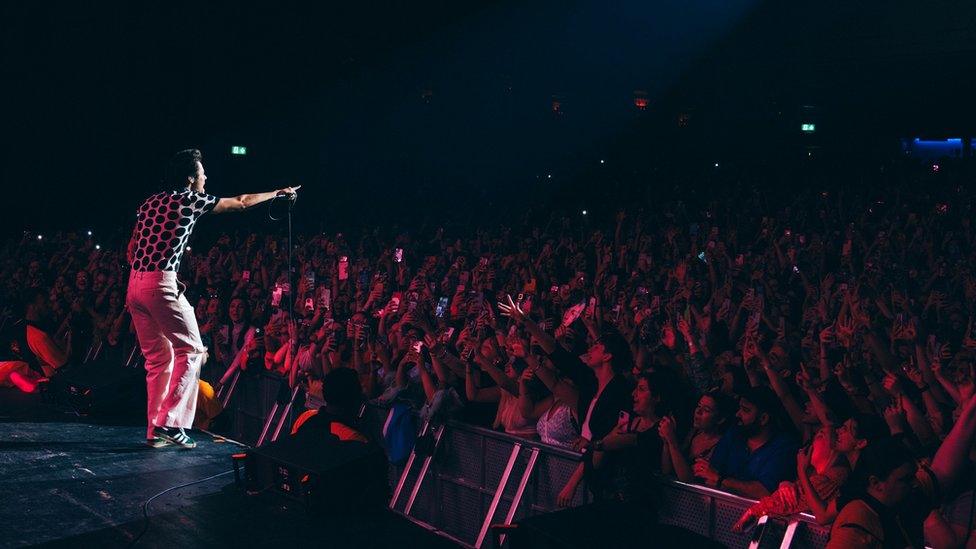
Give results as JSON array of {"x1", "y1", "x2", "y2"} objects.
[{"x1": 212, "y1": 186, "x2": 301, "y2": 214}]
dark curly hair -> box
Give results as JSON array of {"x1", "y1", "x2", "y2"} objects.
[{"x1": 164, "y1": 148, "x2": 202, "y2": 190}]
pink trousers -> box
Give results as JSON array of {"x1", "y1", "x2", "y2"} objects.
[{"x1": 126, "y1": 270, "x2": 206, "y2": 438}]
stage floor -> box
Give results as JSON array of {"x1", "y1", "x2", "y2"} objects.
[{"x1": 0, "y1": 389, "x2": 457, "y2": 548}]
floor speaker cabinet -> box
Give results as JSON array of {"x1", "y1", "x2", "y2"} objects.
[{"x1": 242, "y1": 432, "x2": 389, "y2": 513}]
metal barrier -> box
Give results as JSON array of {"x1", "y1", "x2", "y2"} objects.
[
  {"x1": 377, "y1": 416, "x2": 832, "y2": 549},
  {"x1": 386, "y1": 419, "x2": 589, "y2": 548},
  {"x1": 656, "y1": 480, "x2": 830, "y2": 549},
  {"x1": 223, "y1": 385, "x2": 968, "y2": 549},
  {"x1": 222, "y1": 370, "x2": 301, "y2": 445}
]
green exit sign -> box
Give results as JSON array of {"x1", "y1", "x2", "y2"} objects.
[
  {"x1": 801, "y1": 123, "x2": 816, "y2": 133},
  {"x1": 231, "y1": 146, "x2": 248, "y2": 155}
]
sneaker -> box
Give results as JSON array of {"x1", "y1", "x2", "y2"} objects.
[
  {"x1": 146, "y1": 436, "x2": 172, "y2": 448},
  {"x1": 156, "y1": 427, "x2": 197, "y2": 449}
]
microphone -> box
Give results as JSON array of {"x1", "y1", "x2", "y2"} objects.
[{"x1": 276, "y1": 189, "x2": 297, "y2": 201}]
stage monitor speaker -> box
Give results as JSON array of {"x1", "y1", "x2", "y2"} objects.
[{"x1": 242, "y1": 430, "x2": 389, "y2": 513}]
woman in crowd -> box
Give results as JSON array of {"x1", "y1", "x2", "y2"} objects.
[{"x1": 659, "y1": 390, "x2": 736, "y2": 483}]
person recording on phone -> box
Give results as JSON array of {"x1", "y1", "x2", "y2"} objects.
[{"x1": 126, "y1": 148, "x2": 300, "y2": 448}]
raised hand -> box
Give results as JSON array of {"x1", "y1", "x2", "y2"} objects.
[
  {"x1": 658, "y1": 415, "x2": 678, "y2": 444},
  {"x1": 836, "y1": 316, "x2": 855, "y2": 348},
  {"x1": 796, "y1": 446, "x2": 811, "y2": 474},
  {"x1": 677, "y1": 317, "x2": 693, "y2": 341},
  {"x1": 903, "y1": 364, "x2": 924, "y2": 387},
  {"x1": 819, "y1": 325, "x2": 835, "y2": 345},
  {"x1": 287, "y1": 318, "x2": 298, "y2": 342},
  {"x1": 497, "y1": 294, "x2": 527, "y2": 324},
  {"x1": 882, "y1": 372, "x2": 904, "y2": 396},
  {"x1": 883, "y1": 400, "x2": 906, "y2": 431}
]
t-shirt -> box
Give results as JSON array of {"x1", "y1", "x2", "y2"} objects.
[
  {"x1": 709, "y1": 427, "x2": 799, "y2": 493},
  {"x1": 130, "y1": 189, "x2": 217, "y2": 272}
]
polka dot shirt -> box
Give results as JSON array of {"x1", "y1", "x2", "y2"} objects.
[{"x1": 130, "y1": 189, "x2": 217, "y2": 272}]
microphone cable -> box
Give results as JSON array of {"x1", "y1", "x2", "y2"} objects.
[{"x1": 127, "y1": 468, "x2": 235, "y2": 547}]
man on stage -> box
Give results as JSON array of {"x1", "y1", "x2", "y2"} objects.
[{"x1": 126, "y1": 148, "x2": 299, "y2": 448}]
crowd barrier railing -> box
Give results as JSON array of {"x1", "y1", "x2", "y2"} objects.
[
  {"x1": 223, "y1": 377, "x2": 968, "y2": 549},
  {"x1": 377, "y1": 412, "x2": 831, "y2": 549}
]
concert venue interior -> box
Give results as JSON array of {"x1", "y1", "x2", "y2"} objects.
[{"x1": 2, "y1": 2, "x2": 976, "y2": 548}]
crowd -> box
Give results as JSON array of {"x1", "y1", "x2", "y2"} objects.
[{"x1": 2, "y1": 158, "x2": 976, "y2": 547}]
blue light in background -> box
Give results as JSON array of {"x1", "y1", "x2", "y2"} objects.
[{"x1": 903, "y1": 137, "x2": 966, "y2": 159}]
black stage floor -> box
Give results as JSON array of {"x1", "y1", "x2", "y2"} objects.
[{"x1": 0, "y1": 389, "x2": 457, "y2": 548}]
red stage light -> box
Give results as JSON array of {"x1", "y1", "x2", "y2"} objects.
[{"x1": 633, "y1": 91, "x2": 648, "y2": 111}]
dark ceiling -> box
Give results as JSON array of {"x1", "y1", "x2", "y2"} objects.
[{"x1": 2, "y1": 0, "x2": 974, "y2": 236}]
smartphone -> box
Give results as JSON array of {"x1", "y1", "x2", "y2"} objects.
[
  {"x1": 637, "y1": 286, "x2": 648, "y2": 296},
  {"x1": 271, "y1": 285, "x2": 283, "y2": 308},
  {"x1": 305, "y1": 270, "x2": 315, "y2": 287},
  {"x1": 338, "y1": 256, "x2": 349, "y2": 281},
  {"x1": 435, "y1": 296, "x2": 449, "y2": 318},
  {"x1": 550, "y1": 284, "x2": 559, "y2": 295},
  {"x1": 735, "y1": 254, "x2": 744, "y2": 267},
  {"x1": 394, "y1": 248, "x2": 404, "y2": 263},
  {"x1": 317, "y1": 287, "x2": 331, "y2": 310},
  {"x1": 242, "y1": 270, "x2": 251, "y2": 282},
  {"x1": 440, "y1": 327, "x2": 455, "y2": 343},
  {"x1": 697, "y1": 251, "x2": 707, "y2": 264},
  {"x1": 304, "y1": 297, "x2": 314, "y2": 312},
  {"x1": 792, "y1": 265, "x2": 800, "y2": 274},
  {"x1": 479, "y1": 257, "x2": 488, "y2": 267},
  {"x1": 412, "y1": 341, "x2": 423, "y2": 354},
  {"x1": 586, "y1": 297, "x2": 597, "y2": 317}
]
